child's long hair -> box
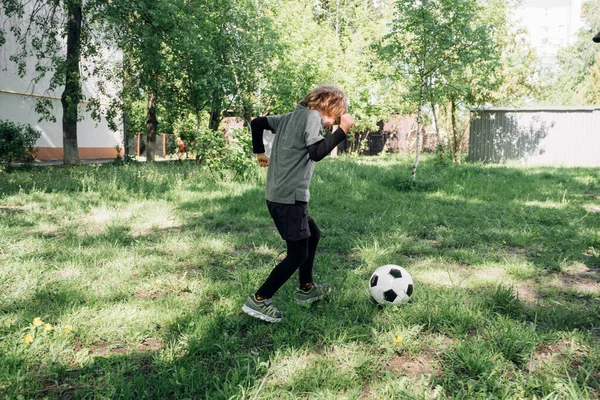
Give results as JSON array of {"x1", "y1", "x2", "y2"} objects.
[{"x1": 300, "y1": 85, "x2": 348, "y2": 117}]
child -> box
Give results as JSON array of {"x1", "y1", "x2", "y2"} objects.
[{"x1": 242, "y1": 85, "x2": 355, "y2": 322}]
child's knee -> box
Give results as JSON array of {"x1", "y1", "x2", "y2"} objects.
[{"x1": 287, "y1": 240, "x2": 309, "y2": 263}]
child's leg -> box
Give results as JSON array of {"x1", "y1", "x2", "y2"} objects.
[
  {"x1": 299, "y1": 216, "x2": 320, "y2": 288},
  {"x1": 256, "y1": 238, "x2": 309, "y2": 299}
]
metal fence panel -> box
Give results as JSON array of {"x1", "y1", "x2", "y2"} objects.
[{"x1": 468, "y1": 107, "x2": 600, "y2": 167}]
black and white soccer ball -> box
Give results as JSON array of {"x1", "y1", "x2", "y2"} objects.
[{"x1": 369, "y1": 264, "x2": 413, "y2": 305}]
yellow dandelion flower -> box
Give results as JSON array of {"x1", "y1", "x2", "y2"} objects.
[
  {"x1": 24, "y1": 334, "x2": 34, "y2": 344},
  {"x1": 44, "y1": 323, "x2": 53, "y2": 332},
  {"x1": 64, "y1": 325, "x2": 74, "y2": 333},
  {"x1": 503, "y1": 241, "x2": 507, "y2": 245},
  {"x1": 33, "y1": 317, "x2": 43, "y2": 327},
  {"x1": 394, "y1": 336, "x2": 404, "y2": 343}
]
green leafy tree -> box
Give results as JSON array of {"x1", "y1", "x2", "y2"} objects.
[
  {"x1": 380, "y1": 0, "x2": 505, "y2": 170},
  {"x1": 256, "y1": 0, "x2": 338, "y2": 115},
  {"x1": 322, "y1": 0, "x2": 400, "y2": 134},
  {"x1": 106, "y1": 0, "x2": 182, "y2": 162},
  {"x1": 261, "y1": 0, "x2": 397, "y2": 155},
  {"x1": 182, "y1": 0, "x2": 276, "y2": 129},
  {"x1": 490, "y1": 4, "x2": 541, "y2": 106},
  {"x1": 1, "y1": 0, "x2": 110, "y2": 165},
  {"x1": 548, "y1": 0, "x2": 600, "y2": 105}
]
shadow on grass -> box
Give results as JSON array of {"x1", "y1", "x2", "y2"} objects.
[
  {"x1": 1, "y1": 157, "x2": 599, "y2": 397},
  {"x1": 4, "y1": 277, "x2": 599, "y2": 398}
]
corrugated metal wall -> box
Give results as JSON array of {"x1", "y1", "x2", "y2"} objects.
[{"x1": 468, "y1": 107, "x2": 600, "y2": 166}]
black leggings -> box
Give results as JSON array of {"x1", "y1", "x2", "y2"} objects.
[{"x1": 256, "y1": 217, "x2": 321, "y2": 299}]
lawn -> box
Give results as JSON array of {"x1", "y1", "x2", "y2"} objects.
[{"x1": 1, "y1": 154, "x2": 599, "y2": 399}]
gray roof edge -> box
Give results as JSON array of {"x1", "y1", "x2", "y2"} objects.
[{"x1": 470, "y1": 106, "x2": 600, "y2": 112}]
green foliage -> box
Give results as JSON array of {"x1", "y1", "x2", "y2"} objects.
[
  {"x1": 546, "y1": 0, "x2": 600, "y2": 105},
  {"x1": 486, "y1": 315, "x2": 538, "y2": 367},
  {"x1": 0, "y1": 120, "x2": 41, "y2": 169},
  {"x1": 485, "y1": 2, "x2": 542, "y2": 105},
  {"x1": 442, "y1": 339, "x2": 506, "y2": 395},
  {"x1": 188, "y1": 128, "x2": 257, "y2": 181},
  {"x1": 380, "y1": 0, "x2": 500, "y2": 104}
]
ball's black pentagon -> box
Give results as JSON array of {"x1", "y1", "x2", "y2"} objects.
[
  {"x1": 383, "y1": 289, "x2": 397, "y2": 302},
  {"x1": 389, "y1": 268, "x2": 403, "y2": 278},
  {"x1": 370, "y1": 274, "x2": 379, "y2": 287},
  {"x1": 406, "y1": 284, "x2": 413, "y2": 297}
]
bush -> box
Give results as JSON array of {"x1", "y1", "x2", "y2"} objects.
[
  {"x1": 188, "y1": 128, "x2": 257, "y2": 181},
  {"x1": 0, "y1": 120, "x2": 41, "y2": 168}
]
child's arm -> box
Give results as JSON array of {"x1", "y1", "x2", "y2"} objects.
[
  {"x1": 251, "y1": 117, "x2": 274, "y2": 167},
  {"x1": 308, "y1": 113, "x2": 354, "y2": 162},
  {"x1": 308, "y1": 128, "x2": 346, "y2": 161}
]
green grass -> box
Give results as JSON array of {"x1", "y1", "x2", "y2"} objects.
[{"x1": 1, "y1": 154, "x2": 599, "y2": 399}]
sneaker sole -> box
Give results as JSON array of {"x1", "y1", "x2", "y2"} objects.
[
  {"x1": 242, "y1": 305, "x2": 282, "y2": 323},
  {"x1": 295, "y1": 288, "x2": 333, "y2": 304}
]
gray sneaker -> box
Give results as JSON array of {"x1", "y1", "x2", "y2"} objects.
[
  {"x1": 242, "y1": 296, "x2": 282, "y2": 323},
  {"x1": 294, "y1": 283, "x2": 333, "y2": 304}
]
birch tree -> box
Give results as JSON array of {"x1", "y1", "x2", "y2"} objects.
[
  {"x1": 379, "y1": 0, "x2": 442, "y2": 180},
  {"x1": 380, "y1": 0, "x2": 503, "y2": 169}
]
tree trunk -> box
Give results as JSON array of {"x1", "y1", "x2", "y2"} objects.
[
  {"x1": 194, "y1": 109, "x2": 201, "y2": 134},
  {"x1": 146, "y1": 92, "x2": 158, "y2": 162},
  {"x1": 431, "y1": 101, "x2": 444, "y2": 165},
  {"x1": 411, "y1": 79, "x2": 424, "y2": 182},
  {"x1": 61, "y1": 0, "x2": 82, "y2": 165},
  {"x1": 209, "y1": 104, "x2": 220, "y2": 131},
  {"x1": 450, "y1": 98, "x2": 461, "y2": 164}
]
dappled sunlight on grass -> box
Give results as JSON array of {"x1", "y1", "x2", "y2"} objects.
[
  {"x1": 426, "y1": 191, "x2": 487, "y2": 205},
  {"x1": 413, "y1": 263, "x2": 514, "y2": 289},
  {"x1": 1, "y1": 155, "x2": 599, "y2": 398},
  {"x1": 522, "y1": 200, "x2": 567, "y2": 209}
]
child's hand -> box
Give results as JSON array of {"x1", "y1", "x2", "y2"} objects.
[
  {"x1": 256, "y1": 153, "x2": 269, "y2": 167},
  {"x1": 339, "y1": 114, "x2": 355, "y2": 133}
]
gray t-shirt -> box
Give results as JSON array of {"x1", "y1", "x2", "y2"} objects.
[{"x1": 265, "y1": 104, "x2": 324, "y2": 204}]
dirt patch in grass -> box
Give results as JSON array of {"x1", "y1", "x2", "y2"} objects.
[
  {"x1": 134, "y1": 289, "x2": 164, "y2": 300},
  {"x1": 553, "y1": 263, "x2": 600, "y2": 295},
  {"x1": 387, "y1": 352, "x2": 441, "y2": 378},
  {"x1": 514, "y1": 264, "x2": 599, "y2": 305},
  {"x1": 89, "y1": 338, "x2": 163, "y2": 356},
  {"x1": 386, "y1": 335, "x2": 453, "y2": 379},
  {"x1": 90, "y1": 341, "x2": 128, "y2": 357},
  {"x1": 358, "y1": 385, "x2": 376, "y2": 400},
  {"x1": 515, "y1": 281, "x2": 541, "y2": 305},
  {"x1": 138, "y1": 337, "x2": 163, "y2": 352},
  {"x1": 527, "y1": 339, "x2": 586, "y2": 374}
]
